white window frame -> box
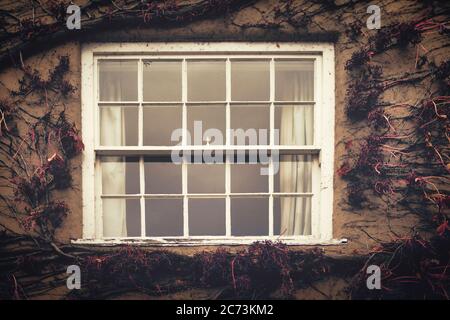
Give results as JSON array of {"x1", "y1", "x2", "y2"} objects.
[{"x1": 76, "y1": 42, "x2": 341, "y2": 246}]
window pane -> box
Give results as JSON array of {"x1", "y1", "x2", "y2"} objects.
[
  {"x1": 274, "y1": 196, "x2": 311, "y2": 236},
  {"x1": 188, "y1": 163, "x2": 225, "y2": 193},
  {"x1": 189, "y1": 198, "x2": 225, "y2": 236},
  {"x1": 187, "y1": 61, "x2": 225, "y2": 101},
  {"x1": 100, "y1": 106, "x2": 138, "y2": 146},
  {"x1": 101, "y1": 157, "x2": 140, "y2": 194},
  {"x1": 187, "y1": 105, "x2": 225, "y2": 145},
  {"x1": 231, "y1": 197, "x2": 269, "y2": 236},
  {"x1": 143, "y1": 106, "x2": 182, "y2": 146},
  {"x1": 99, "y1": 60, "x2": 137, "y2": 101},
  {"x1": 230, "y1": 105, "x2": 269, "y2": 145},
  {"x1": 231, "y1": 163, "x2": 268, "y2": 193},
  {"x1": 103, "y1": 198, "x2": 140, "y2": 237},
  {"x1": 146, "y1": 199, "x2": 183, "y2": 236},
  {"x1": 274, "y1": 155, "x2": 312, "y2": 193},
  {"x1": 231, "y1": 60, "x2": 269, "y2": 101},
  {"x1": 144, "y1": 157, "x2": 182, "y2": 194},
  {"x1": 275, "y1": 60, "x2": 314, "y2": 101},
  {"x1": 143, "y1": 61, "x2": 181, "y2": 101},
  {"x1": 275, "y1": 105, "x2": 313, "y2": 145}
]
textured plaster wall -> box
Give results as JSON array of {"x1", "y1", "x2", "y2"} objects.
[{"x1": 0, "y1": 0, "x2": 448, "y2": 299}]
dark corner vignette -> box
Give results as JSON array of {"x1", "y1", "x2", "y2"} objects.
[{"x1": 0, "y1": 0, "x2": 449, "y2": 309}]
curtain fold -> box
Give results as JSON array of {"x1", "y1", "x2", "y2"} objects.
[
  {"x1": 101, "y1": 62, "x2": 127, "y2": 237},
  {"x1": 279, "y1": 68, "x2": 313, "y2": 236}
]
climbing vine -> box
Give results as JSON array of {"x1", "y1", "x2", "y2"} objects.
[
  {"x1": 0, "y1": 55, "x2": 83, "y2": 245},
  {"x1": 0, "y1": 0, "x2": 449, "y2": 300},
  {"x1": 339, "y1": 18, "x2": 450, "y2": 298}
]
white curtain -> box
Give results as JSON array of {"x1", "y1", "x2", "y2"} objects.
[
  {"x1": 279, "y1": 68, "x2": 314, "y2": 236},
  {"x1": 101, "y1": 62, "x2": 127, "y2": 237}
]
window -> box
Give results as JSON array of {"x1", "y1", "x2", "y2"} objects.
[{"x1": 80, "y1": 43, "x2": 335, "y2": 245}]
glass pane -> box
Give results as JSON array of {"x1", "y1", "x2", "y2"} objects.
[
  {"x1": 187, "y1": 105, "x2": 225, "y2": 145},
  {"x1": 143, "y1": 106, "x2": 182, "y2": 146},
  {"x1": 274, "y1": 155, "x2": 312, "y2": 193},
  {"x1": 274, "y1": 196, "x2": 311, "y2": 236},
  {"x1": 231, "y1": 163, "x2": 268, "y2": 193},
  {"x1": 231, "y1": 197, "x2": 269, "y2": 236},
  {"x1": 143, "y1": 61, "x2": 181, "y2": 101},
  {"x1": 231, "y1": 60, "x2": 270, "y2": 101},
  {"x1": 188, "y1": 163, "x2": 225, "y2": 193},
  {"x1": 275, "y1": 60, "x2": 314, "y2": 101},
  {"x1": 230, "y1": 105, "x2": 269, "y2": 145},
  {"x1": 100, "y1": 106, "x2": 138, "y2": 146},
  {"x1": 187, "y1": 61, "x2": 225, "y2": 101},
  {"x1": 144, "y1": 157, "x2": 182, "y2": 194},
  {"x1": 275, "y1": 105, "x2": 314, "y2": 145},
  {"x1": 101, "y1": 157, "x2": 140, "y2": 194},
  {"x1": 189, "y1": 198, "x2": 225, "y2": 236},
  {"x1": 146, "y1": 199, "x2": 183, "y2": 236},
  {"x1": 103, "y1": 198, "x2": 141, "y2": 237},
  {"x1": 99, "y1": 60, "x2": 137, "y2": 101}
]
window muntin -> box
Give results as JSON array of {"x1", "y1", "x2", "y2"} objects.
[{"x1": 82, "y1": 43, "x2": 334, "y2": 244}]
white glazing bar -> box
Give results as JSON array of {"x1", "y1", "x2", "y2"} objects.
[
  {"x1": 272, "y1": 101, "x2": 315, "y2": 105},
  {"x1": 182, "y1": 59, "x2": 187, "y2": 146},
  {"x1": 269, "y1": 58, "x2": 275, "y2": 236},
  {"x1": 226, "y1": 58, "x2": 231, "y2": 146},
  {"x1": 103, "y1": 101, "x2": 318, "y2": 106},
  {"x1": 101, "y1": 192, "x2": 313, "y2": 199},
  {"x1": 98, "y1": 101, "x2": 140, "y2": 105},
  {"x1": 183, "y1": 163, "x2": 188, "y2": 237},
  {"x1": 268, "y1": 157, "x2": 274, "y2": 236},
  {"x1": 225, "y1": 160, "x2": 231, "y2": 237},
  {"x1": 141, "y1": 102, "x2": 183, "y2": 106},
  {"x1": 138, "y1": 59, "x2": 146, "y2": 237},
  {"x1": 95, "y1": 146, "x2": 322, "y2": 157},
  {"x1": 101, "y1": 195, "x2": 142, "y2": 199},
  {"x1": 225, "y1": 58, "x2": 231, "y2": 236},
  {"x1": 269, "y1": 58, "x2": 275, "y2": 146},
  {"x1": 139, "y1": 157, "x2": 146, "y2": 237},
  {"x1": 95, "y1": 54, "x2": 319, "y2": 60},
  {"x1": 95, "y1": 160, "x2": 103, "y2": 239},
  {"x1": 182, "y1": 59, "x2": 189, "y2": 237},
  {"x1": 138, "y1": 59, "x2": 144, "y2": 146}
]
